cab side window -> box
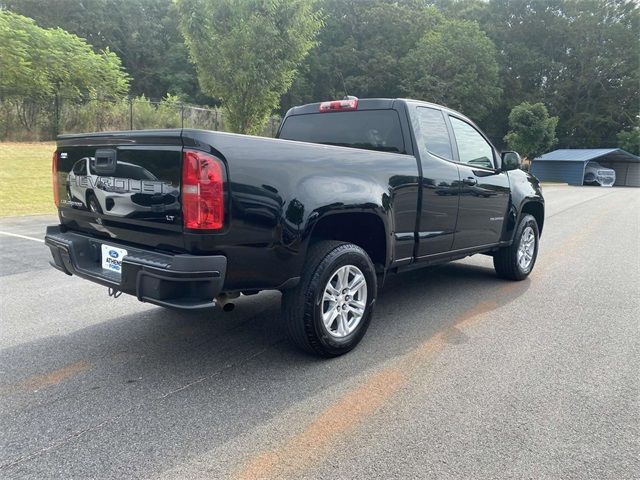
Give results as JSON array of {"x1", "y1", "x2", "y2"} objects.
[
  {"x1": 417, "y1": 107, "x2": 453, "y2": 160},
  {"x1": 449, "y1": 116, "x2": 495, "y2": 169}
]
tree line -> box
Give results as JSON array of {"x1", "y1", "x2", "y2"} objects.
[{"x1": 1, "y1": 0, "x2": 638, "y2": 154}]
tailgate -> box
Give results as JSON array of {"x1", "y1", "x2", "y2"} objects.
[{"x1": 55, "y1": 130, "x2": 185, "y2": 251}]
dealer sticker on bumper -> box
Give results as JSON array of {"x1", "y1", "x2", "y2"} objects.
[{"x1": 101, "y1": 244, "x2": 128, "y2": 275}]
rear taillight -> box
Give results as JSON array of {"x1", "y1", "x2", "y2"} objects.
[
  {"x1": 181, "y1": 149, "x2": 224, "y2": 230},
  {"x1": 319, "y1": 97, "x2": 358, "y2": 112},
  {"x1": 52, "y1": 151, "x2": 60, "y2": 207}
]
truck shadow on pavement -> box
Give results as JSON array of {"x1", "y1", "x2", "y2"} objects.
[{"x1": 2, "y1": 260, "x2": 532, "y2": 395}]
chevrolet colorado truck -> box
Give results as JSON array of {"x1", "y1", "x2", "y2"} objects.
[{"x1": 46, "y1": 98, "x2": 544, "y2": 356}]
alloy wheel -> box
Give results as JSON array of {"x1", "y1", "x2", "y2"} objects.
[{"x1": 321, "y1": 265, "x2": 368, "y2": 338}]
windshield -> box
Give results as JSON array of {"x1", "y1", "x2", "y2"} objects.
[{"x1": 279, "y1": 110, "x2": 406, "y2": 154}]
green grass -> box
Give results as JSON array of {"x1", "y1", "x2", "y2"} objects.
[{"x1": 0, "y1": 142, "x2": 57, "y2": 217}]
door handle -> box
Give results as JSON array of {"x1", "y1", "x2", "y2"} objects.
[{"x1": 462, "y1": 177, "x2": 477, "y2": 186}]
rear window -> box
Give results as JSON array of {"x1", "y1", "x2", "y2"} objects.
[{"x1": 279, "y1": 110, "x2": 406, "y2": 154}]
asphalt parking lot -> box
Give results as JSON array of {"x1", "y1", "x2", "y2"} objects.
[{"x1": 0, "y1": 185, "x2": 638, "y2": 479}]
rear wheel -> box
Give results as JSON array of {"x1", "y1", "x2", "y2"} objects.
[
  {"x1": 493, "y1": 214, "x2": 539, "y2": 280},
  {"x1": 282, "y1": 241, "x2": 377, "y2": 357}
]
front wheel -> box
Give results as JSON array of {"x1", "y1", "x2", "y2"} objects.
[
  {"x1": 282, "y1": 241, "x2": 377, "y2": 357},
  {"x1": 493, "y1": 214, "x2": 539, "y2": 280}
]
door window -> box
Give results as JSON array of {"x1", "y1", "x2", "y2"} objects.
[
  {"x1": 417, "y1": 107, "x2": 453, "y2": 160},
  {"x1": 449, "y1": 116, "x2": 495, "y2": 169}
]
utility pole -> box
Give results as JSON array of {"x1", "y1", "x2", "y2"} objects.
[{"x1": 53, "y1": 92, "x2": 60, "y2": 138}]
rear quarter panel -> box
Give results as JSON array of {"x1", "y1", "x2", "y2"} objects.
[{"x1": 183, "y1": 130, "x2": 419, "y2": 291}]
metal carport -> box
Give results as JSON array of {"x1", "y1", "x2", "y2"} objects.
[{"x1": 531, "y1": 149, "x2": 640, "y2": 186}]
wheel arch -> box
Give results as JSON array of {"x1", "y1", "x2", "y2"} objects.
[
  {"x1": 306, "y1": 211, "x2": 389, "y2": 270},
  {"x1": 520, "y1": 200, "x2": 545, "y2": 237},
  {"x1": 84, "y1": 188, "x2": 98, "y2": 208}
]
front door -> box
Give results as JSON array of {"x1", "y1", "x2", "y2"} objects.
[{"x1": 448, "y1": 115, "x2": 510, "y2": 249}]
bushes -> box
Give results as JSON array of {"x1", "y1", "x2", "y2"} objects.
[
  {"x1": 0, "y1": 95, "x2": 279, "y2": 140},
  {"x1": 61, "y1": 98, "x2": 130, "y2": 135}
]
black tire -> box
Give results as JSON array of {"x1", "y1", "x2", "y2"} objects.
[
  {"x1": 493, "y1": 214, "x2": 539, "y2": 281},
  {"x1": 87, "y1": 192, "x2": 103, "y2": 214},
  {"x1": 282, "y1": 241, "x2": 377, "y2": 357}
]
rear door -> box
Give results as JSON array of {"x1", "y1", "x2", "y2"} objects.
[
  {"x1": 412, "y1": 106, "x2": 461, "y2": 257},
  {"x1": 447, "y1": 115, "x2": 510, "y2": 249}
]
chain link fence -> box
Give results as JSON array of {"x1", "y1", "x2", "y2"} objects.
[{"x1": 0, "y1": 96, "x2": 282, "y2": 141}]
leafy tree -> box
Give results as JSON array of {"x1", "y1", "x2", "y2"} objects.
[
  {"x1": 484, "y1": 0, "x2": 639, "y2": 148},
  {"x1": 0, "y1": 11, "x2": 129, "y2": 114},
  {"x1": 399, "y1": 17, "x2": 502, "y2": 121},
  {"x1": 504, "y1": 102, "x2": 558, "y2": 160},
  {"x1": 3, "y1": 0, "x2": 637, "y2": 147},
  {"x1": 617, "y1": 127, "x2": 640, "y2": 156},
  {"x1": 430, "y1": 0, "x2": 639, "y2": 148},
  {"x1": 176, "y1": 0, "x2": 320, "y2": 134},
  {"x1": 282, "y1": 0, "x2": 441, "y2": 111},
  {"x1": 555, "y1": 0, "x2": 639, "y2": 147},
  {"x1": 431, "y1": 0, "x2": 490, "y2": 23},
  {"x1": 3, "y1": 0, "x2": 199, "y2": 100}
]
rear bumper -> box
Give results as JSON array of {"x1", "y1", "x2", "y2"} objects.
[{"x1": 45, "y1": 225, "x2": 226, "y2": 311}]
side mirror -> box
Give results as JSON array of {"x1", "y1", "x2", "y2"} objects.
[{"x1": 501, "y1": 151, "x2": 522, "y2": 171}]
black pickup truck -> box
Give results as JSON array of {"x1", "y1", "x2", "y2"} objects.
[{"x1": 46, "y1": 98, "x2": 544, "y2": 356}]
